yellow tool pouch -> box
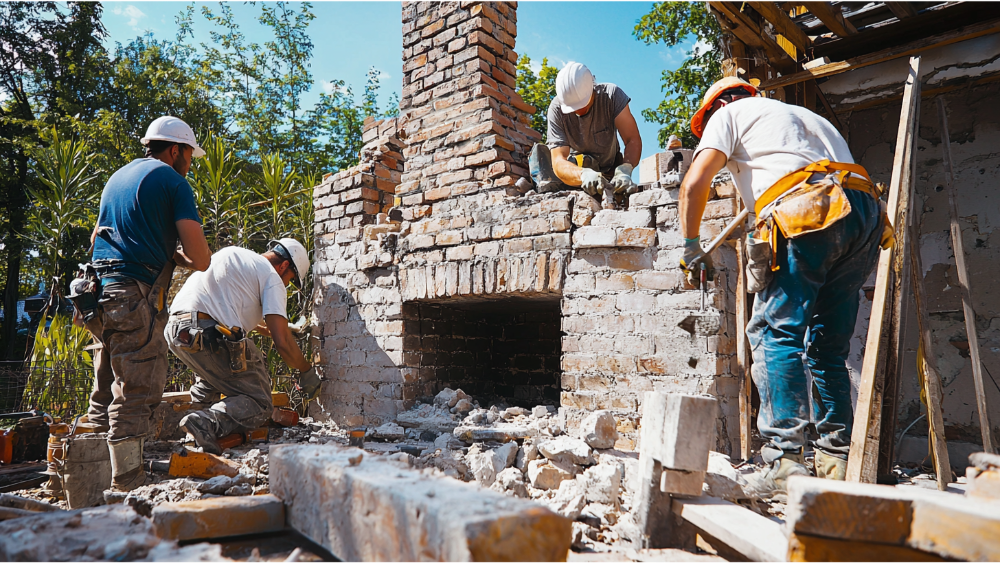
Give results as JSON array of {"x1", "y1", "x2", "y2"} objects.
[{"x1": 754, "y1": 160, "x2": 892, "y2": 271}]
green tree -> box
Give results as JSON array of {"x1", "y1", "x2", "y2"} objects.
[
  {"x1": 515, "y1": 55, "x2": 559, "y2": 142},
  {"x1": 634, "y1": 2, "x2": 722, "y2": 148}
]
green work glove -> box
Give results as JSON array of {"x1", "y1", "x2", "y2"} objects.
[
  {"x1": 680, "y1": 236, "x2": 715, "y2": 289},
  {"x1": 579, "y1": 168, "x2": 605, "y2": 196},
  {"x1": 295, "y1": 366, "x2": 323, "y2": 401},
  {"x1": 610, "y1": 163, "x2": 637, "y2": 194}
]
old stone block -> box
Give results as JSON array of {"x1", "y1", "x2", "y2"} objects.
[
  {"x1": 630, "y1": 188, "x2": 679, "y2": 208},
  {"x1": 592, "y1": 209, "x2": 652, "y2": 228},
  {"x1": 271, "y1": 445, "x2": 571, "y2": 561},
  {"x1": 660, "y1": 468, "x2": 706, "y2": 496},
  {"x1": 581, "y1": 410, "x2": 618, "y2": 450},
  {"x1": 616, "y1": 228, "x2": 657, "y2": 247},
  {"x1": 151, "y1": 494, "x2": 285, "y2": 542},
  {"x1": 640, "y1": 392, "x2": 717, "y2": 473},
  {"x1": 595, "y1": 273, "x2": 634, "y2": 292},
  {"x1": 572, "y1": 226, "x2": 616, "y2": 248},
  {"x1": 635, "y1": 271, "x2": 683, "y2": 291}
]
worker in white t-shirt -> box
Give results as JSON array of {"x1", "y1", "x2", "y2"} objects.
[
  {"x1": 165, "y1": 238, "x2": 320, "y2": 454},
  {"x1": 678, "y1": 77, "x2": 890, "y2": 497}
]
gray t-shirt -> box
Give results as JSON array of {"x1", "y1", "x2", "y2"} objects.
[{"x1": 547, "y1": 83, "x2": 631, "y2": 173}]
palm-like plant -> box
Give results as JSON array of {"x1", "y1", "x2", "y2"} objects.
[
  {"x1": 189, "y1": 132, "x2": 243, "y2": 251},
  {"x1": 26, "y1": 129, "x2": 100, "y2": 284}
]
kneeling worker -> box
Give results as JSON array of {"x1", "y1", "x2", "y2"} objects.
[
  {"x1": 165, "y1": 239, "x2": 322, "y2": 454},
  {"x1": 529, "y1": 62, "x2": 642, "y2": 198}
]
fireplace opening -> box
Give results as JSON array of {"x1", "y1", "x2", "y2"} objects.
[{"x1": 403, "y1": 296, "x2": 562, "y2": 408}]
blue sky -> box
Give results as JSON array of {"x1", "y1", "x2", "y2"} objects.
[{"x1": 101, "y1": 1, "x2": 693, "y2": 162}]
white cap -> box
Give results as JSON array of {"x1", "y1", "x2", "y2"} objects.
[
  {"x1": 556, "y1": 62, "x2": 595, "y2": 113},
  {"x1": 270, "y1": 238, "x2": 310, "y2": 288},
  {"x1": 141, "y1": 116, "x2": 205, "y2": 158}
]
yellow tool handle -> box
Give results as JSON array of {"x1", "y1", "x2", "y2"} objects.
[{"x1": 215, "y1": 325, "x2": 234, "y2": 338}]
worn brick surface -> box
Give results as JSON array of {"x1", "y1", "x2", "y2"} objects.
[{"x1": 151, "y1": 494, "x2": 285, "y2": 542}]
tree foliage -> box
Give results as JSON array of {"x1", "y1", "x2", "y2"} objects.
[
  {"x1": 634, "y1": 2, "x2": 723, "y2": 148},
  {"x1": 515, "y1": 55, "x2": 559, "y2": 142}
]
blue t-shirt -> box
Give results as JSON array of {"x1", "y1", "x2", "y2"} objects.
[{"x1": 92, "y1": 159, "x2": 201, "y2": 285}]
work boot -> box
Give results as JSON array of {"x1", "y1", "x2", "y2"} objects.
[
  {"x1": 744, "y1": 451, "x2": 809, "y2": 500},
  {"x1": 529, "y1": 144, "x2": 565, "y2": 193},
  {"x1": 108, "y1": 436, "x2": 147, "y2": 492},
  {"x1": 815, "y1": 449, "x2": 848, "y2": 481},
  {"x1": 179, "y1": 411, "x2": 222, "y2": 455}
]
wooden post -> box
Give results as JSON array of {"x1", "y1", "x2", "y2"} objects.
[
  {"x1": 847, "y1": 57, "x2": 923, "y2": 484},
  {"x1": 736, "y1": 201, "x2": 753, "y2": 462},
  {"x1": 937, "y1": 97, "x2": 995, "y2": 454}
]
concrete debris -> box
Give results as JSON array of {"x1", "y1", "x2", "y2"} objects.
[
  {"x1": 545, "y1": 479, "x2": 588, "y2": 520},
  {"x1": 491, "y1": 467, "x2": 529, "y2": 498},
  {"x1": 515, "y1": 439, "x2": 540, "y2": 473},
  {"x1": 433, "y1": 432, "x2": 462, "y2": 451},
  {"x1": 396, "y1": 402, "x2": 460, "y2": 434},
  {"x1": 583, "y1": 462, "x2": 623, "y2": 504},
  {"x1": 528, "y1": 458, "x2": 578, "y2": 490},
  {"x1": 704, "y1": 451, "x2": 749, "y2": 501},
  {"x1": 197, "y1": 473, "x2": 255, "y2": 495},
  {"x1": 368, "y1": 422, "x2": 405, "y2": 441},
  {"x1": 433, "y1": 387, "x2": 470, "y2": 409},
  {"x1": 538, "y1": 436, "x2": 595, "y2": 466},
  {"x1": 581, "y1": 410, "x2": 619, "y2": 450}
]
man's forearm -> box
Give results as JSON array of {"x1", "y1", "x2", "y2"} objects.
[
  {"x1": 623, "y1": 139, "x2": 642, "y2": 169},
  {"x1": 274, "y1": 334, "x2": 311, "y2": 371},
  {"x1": 552, "y1": 158, "x2": 583, "y2": 186},
  {"x1": 172, "y1": 249, "x2": 198, "y2": 270}
]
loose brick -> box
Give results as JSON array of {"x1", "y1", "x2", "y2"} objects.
[{"x1": 151, "y1": 494, "x2": 285, "y2": 542}]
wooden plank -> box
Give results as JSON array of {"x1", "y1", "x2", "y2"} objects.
[
  {"x1": 788, "y1": 533, "x2": 947, "y2": 562},
  {"x1": 709, "y1": 2, "x2": 796, "y2": 72},
  {"x1": 937, "y1": 97, "x2": 995, "y2": 455},
  {"x1": 761, "y1": 18, "x2": 1000, "y2": 90},
  {"x1": 786, "y1": 476, "x2": 918, "y2": 543},
  {"x1": 736, "y1": 201, "x2": 753, "y2": 462},
  {"x1": 802, "y1": 2, "x2": 857, "y2": 37},
  {"x1": 748, "y1": 1, "x2": 813, "y2": 52},
  {"x1": 909, "y1": 493, "x2": 1000, "y2": 560},
  {"x1": 672, "y1": 496, "x2": 787, "y2": 562},
  {"x1": 846, "y1": 56, "x2": 922, "y2": 485},
  {"x1": 886, "y1": 2, "x2": 919, "y2": 20},
  {"x1": 907, "y1": 149, "x2": 953, "y2": 490}
]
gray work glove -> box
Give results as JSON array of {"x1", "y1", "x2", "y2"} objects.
[
  {"x1": 680, "y1": 236, "x2": 715, "y2": 289},
  {"x1": 295, "y1": 366, "x2": 323, "y2": 401},
  {"x1": 579, "y1": 168, "x2": 606, "y2": 196},
  {"x1": 610, "y1": 163, "x2": 637, "y2": 194}
]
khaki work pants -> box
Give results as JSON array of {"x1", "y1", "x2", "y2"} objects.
[
  {"x1": 86, "y1": 280, "x2": 169, "y2": 440},
  {"x1": 165, "y1": 316, "x2": 272, "y2": 438}
]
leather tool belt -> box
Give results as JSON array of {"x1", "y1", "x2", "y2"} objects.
[
  {"x1": 171, "y1": 311, "x2": 248, "y2": 373},
  {"x1": 753, "y1": 159, "x2": 894, "y2": 272}
]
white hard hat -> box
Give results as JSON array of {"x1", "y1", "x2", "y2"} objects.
[
  {"x1": 556, "y1": 62, "x2": 595, "y2": 113},
  {"x1": 270, "y1": 238, "x2": 310, "y2": 288},
  {"x1": 141, "y1": 116, "x2": 205, "y2": 158}
]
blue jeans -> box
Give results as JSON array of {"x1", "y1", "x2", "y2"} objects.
[{"x1": 747, "y1": 188, "x2": 883, "y2": 462}]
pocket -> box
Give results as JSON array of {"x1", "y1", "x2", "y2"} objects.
[
  {"x1": 593, "y1": 127, "x2": 612, "y2": 150},
  {"x1": 224, "y1": 339, "x2": 248, "y2": 373},
  {"x1": 770, "y1": 178, "x2": 852, "y2": 239},
  {"x1": 100, "y1": 297, "x2": 150, "y2": 333},
  {"x1": 745, "y1": 236, "x2": 773, "y2": 294}
]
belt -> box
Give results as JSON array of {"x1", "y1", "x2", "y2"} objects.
[
  {"x1": 754, "y1": 159, "x2": 881, "y2": 217},
  {"x1": 171, "y1": 311, "x2": 216, "y2": 322}
]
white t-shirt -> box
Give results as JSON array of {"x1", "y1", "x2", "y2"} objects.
[
  {"x1": 171, "y1": 246, "x2": 288, "y2": 332},
  {"x1": 694, "y1": 97, "x2": 855, "y2": 209}
]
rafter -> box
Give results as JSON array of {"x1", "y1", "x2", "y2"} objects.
[
  {"x1": 885, "y1": 2, "x2": 918, "y2": 19},
  {"x1": 748, "y1": 2, "x2": 813, "y2": 53},
  {"x1": 802, "y1": 2, "x2": 858, "y2": 37},
  {"x1": 709, "y1": 1, "x2": 796, "y2": 72}
]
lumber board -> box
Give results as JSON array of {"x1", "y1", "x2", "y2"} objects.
[
  {"x1": 709, "y1": 2, "x2": 795, "y2": 72},
  {"x1": 846, "y1": 56, "x2": 922, "y2": 485},
  {"x1": 886, "y1": 2, "x2": 918, "y2": 20},
  {"x1": 748, "y1": 1, "x2": 812, "y2": 53},
  {"x1": 802, "y1": 2, "x2": 857, "y2": 37},
  {"x1": 908, "y1": 493, "x2": 1000, "y2": 561},
  {"x1": 937, "y1": 97, "x2": 995, "y2": 455},
  {"x1": 786, "y1": 476, "x2": 918, "y2": 543},
  {"x1": 761, "y1": 18, "x2": 1000, "y2": 90},
  {"x1": 736, "y1": 201, "x2": 753, "y2": 462},
  {"x1": 788, "y1": 533, "x2": 946, "y2": 562},
  {"x1": 671, "y1": 496, "x2": 786, "y2": 562},
  {"x1": 907, "y1": 172, "x2": 952, "y2": 490}
]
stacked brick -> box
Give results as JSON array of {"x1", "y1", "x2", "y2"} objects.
[
  {"x1": 398, "y1": 1, "x2": 539, "y2": 205},
  {"x1": 311, "y1": 117, "x2": 407, "y2": 425},
  {"x1": 559, "y1": 180, "x2": 742, "y2": 454}
]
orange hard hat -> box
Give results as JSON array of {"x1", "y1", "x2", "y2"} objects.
[{"x1": 690, "y1": 77, "x2": 758, "y2": 138}]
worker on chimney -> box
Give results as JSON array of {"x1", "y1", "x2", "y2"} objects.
[
  {"x1": 164, "y1": 238, "x2": 321, "y2": 455},
  {"x1": 71, "y1": 116, "x2": 211, "y2": 492},
  {"x1": 528, "y1": 62, "x2": 643, "y2": 202},
  {"x1": 678, "y1": 77, "x2": 893, "y2": 497}
]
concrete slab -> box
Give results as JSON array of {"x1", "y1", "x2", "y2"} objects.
[
  {"x1": 269, "y1": 444, "x2": 572, "y2": 561},
  {"x1": 151, "y1": 494, "x2": 285, "y2": 542}
]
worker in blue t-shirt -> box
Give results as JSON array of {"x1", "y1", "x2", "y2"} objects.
[{"x1": 78, "y1": 116, "x2": 211, "y2": 492}]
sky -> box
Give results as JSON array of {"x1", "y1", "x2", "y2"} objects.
[{"x1": 100, "y1": 1, "x2": 694, "y2": 163}]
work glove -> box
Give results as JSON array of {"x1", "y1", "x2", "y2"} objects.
[
  {"x1": 295, "y1": 366, "x2": 323, "y2": 401},
  {"x1": 680, "y1": 236, "x2": 715, "y2": 289},
  {"x1": 610, "y1": 163, "x2": 637, "y2": 194},
  {"x1": 579, "y1": 168, "x2": 606, "y2": 196}
]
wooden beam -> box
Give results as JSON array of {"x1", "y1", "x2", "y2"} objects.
[
  {"x1": 736, "y1": 201, "x2": 752, "y2": 462},
  {"x1": 788, "y1": 533, "x2": 948, "y2": 562},
  {"x1": 802, "y1": 2, "x2": 857, "y2": 37},
  {"x1": 886, "y1": 1, "x2": 919, "y2": 20},
  {"x1": 709, "y1": 2, "x2": 796, "y2": 72},
  {"x1": 846, "y1": 56, "x2": 922, "y2": 485},
  {"x1": 937, "y1": 96, "x2": 995, "y2": 455},
  {"x1": 748, "y1": 1, "x2": 813, "y2": 53},
  {"x1": 813, "y1": 81, "x2": 845, "y2": 135},
  {"x1": 762, "y1": 17, "x2": 1000, "y2": 90},
  {"x1": 672, "y1": 496, "x2": 787, "y2": 562}
]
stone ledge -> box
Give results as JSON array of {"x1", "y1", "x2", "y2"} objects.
[
  {"x1": 270, "y1": 444, "x2": 572, "y2": 562},
  {"x1": 151, "y1": 494, "x2": 286, "y2": 542}
]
